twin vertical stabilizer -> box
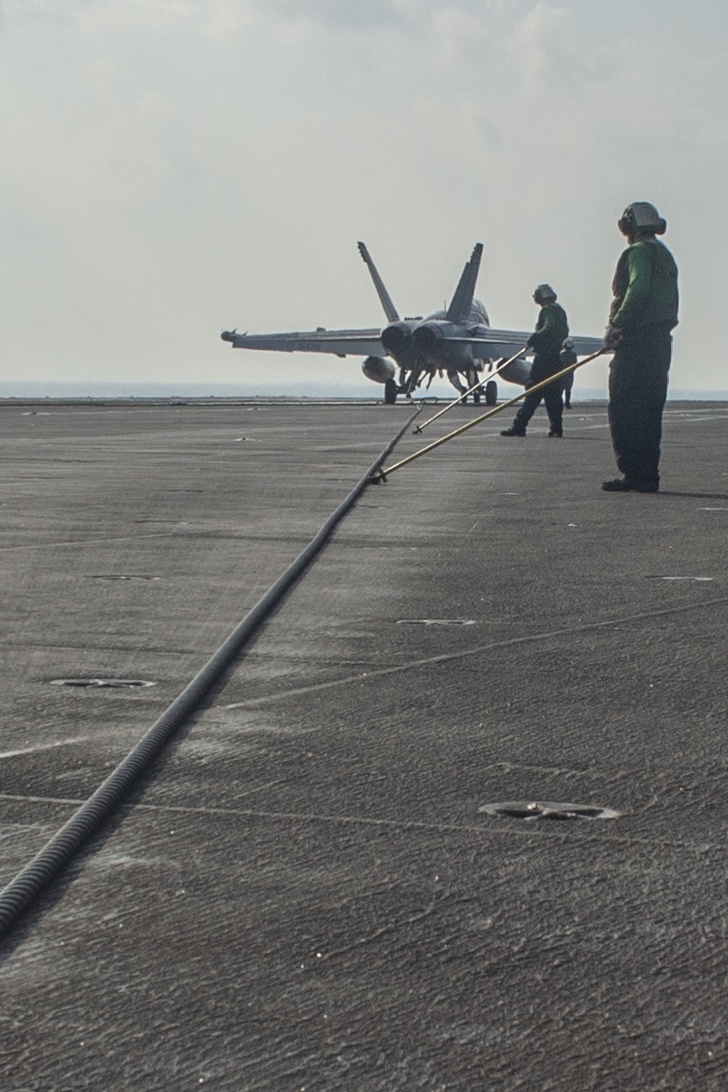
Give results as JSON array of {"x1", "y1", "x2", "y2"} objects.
[
  {"x1": 358, "y1": 242, "x2": 400, "y2": 323},
  {"x1": 359, "y1": 240, "x2": 484, "y2": 326},
  {"x1": 445, "y1": 243, "x2": 483, "y2": 324}
]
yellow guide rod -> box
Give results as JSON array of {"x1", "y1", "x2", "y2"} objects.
[
  {"x1": 374, "y1": 347, "x2": 609, "y2": 481},
  {"x1": 413, "y1": 346, "x2": 528, "y2": 435}
]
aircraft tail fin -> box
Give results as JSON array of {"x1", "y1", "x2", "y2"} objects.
[
  {"x1": 358, "y1": 242, "x2": 400, "y2": 323},
  {"x1": 445, "y1": 243, "x2": 483, "y2": 324}
]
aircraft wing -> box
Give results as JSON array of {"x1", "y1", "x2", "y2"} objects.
[
  {"x1": 221, "y1": 327, "x2": 384, "y2": 358},
  {"x1": 449, "y1": 330, "x2": 605, "y2": 360}
]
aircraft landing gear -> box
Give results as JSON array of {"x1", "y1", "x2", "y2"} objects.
[
  {"x1": 384, "y1": 378, "x2": 398, "y2": 404},
  {"x1": 485, "y1": 380, "x2": 498, "y2": 406},
  {"x1": 447, "y1": 368, "x2": 469, "y2": 403},
  {"x1": 464, "y1": 366, "x2": 483, "y2": 405}
]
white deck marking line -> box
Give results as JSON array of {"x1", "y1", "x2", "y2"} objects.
[
  {"x1": 221, "y1": 594, "x2": 728, "y2": 709},
  {"x1": 0, "y1": 737, "x2": 91, "y2": 760},
  {"x1": 0, "y1": 793, "x2": 717, "y2": 854},
  {"x1": 0, "y1": 533, "x2": 173, "y2": 552}
]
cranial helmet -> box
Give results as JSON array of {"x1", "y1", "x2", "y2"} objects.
[
  {"x1": 618, "y1": 202, "x2": 666, "y2": 237},
  {"x1": 533, "y1": 283, "x2": 557, "y2": 302}
]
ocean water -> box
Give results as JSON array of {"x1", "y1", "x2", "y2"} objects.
[{"x1": 0, "y1": 381, "x2": 726, "y2": 401}]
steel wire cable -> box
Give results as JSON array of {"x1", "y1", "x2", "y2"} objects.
[{"x1": 0, "y1": 406, "x2": 421, "y2": 942}]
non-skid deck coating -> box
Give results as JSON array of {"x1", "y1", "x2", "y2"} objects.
[{"x1": 1, "y1": 399, "x2": 727, "y2": 1091}]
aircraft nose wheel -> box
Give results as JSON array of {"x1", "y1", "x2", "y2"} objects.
[{"x1": 485, "y1": 380, "x2": 498, "y2": 406}]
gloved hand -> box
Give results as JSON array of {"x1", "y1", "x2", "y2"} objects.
[{"x1": 604, "y1": 324, "x2": 623, "y2": 349}]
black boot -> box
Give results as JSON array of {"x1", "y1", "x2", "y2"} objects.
[{"x1": 601, "y1": 477, "x2": 659, "y2": 493}]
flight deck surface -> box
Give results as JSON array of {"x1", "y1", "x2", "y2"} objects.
[{"x1": 1, "y1": 399, "x2": 727, "y2": 1090}]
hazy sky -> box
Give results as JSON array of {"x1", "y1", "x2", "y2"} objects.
[{"x1": 2, "y1": 0, "x2": 726, "y2": 393}]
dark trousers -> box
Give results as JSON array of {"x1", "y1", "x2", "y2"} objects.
[
  {"x1": 513, "y1": 356, "x2": 563, "y2": 433},
  {"x1": 608, "y1": 325, "x2": 672, "y2": 486},
  {"x1": 563, "y1": 370, "x2": 574, "y2": 407}
]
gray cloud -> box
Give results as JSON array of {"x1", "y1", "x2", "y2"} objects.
[
  {"x1": 245, "y1": 0, "x2": 412, "y2": 31},
  {"x1": 0, "y1": 1, "x2": 726, "y2": 391}
]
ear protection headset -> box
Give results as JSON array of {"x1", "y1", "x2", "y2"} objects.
[{"x1": 618, "y1": 202, "x2": 667, "y2": 237}]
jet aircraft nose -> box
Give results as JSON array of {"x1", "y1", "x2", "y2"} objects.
[{"x1": 381, "y1": 323, "x2": 412, "y2": 354}]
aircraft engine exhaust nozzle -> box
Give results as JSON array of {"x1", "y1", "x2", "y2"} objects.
[
  {"x1": 412, "y1": 325, "x2": 440, "y2": 353},
  {"x1": 381, "y1": 323, "x2": 412, "y2": 354},
  {"x1": 362, "y1": 356, "x2": 396, "y2": 385}
]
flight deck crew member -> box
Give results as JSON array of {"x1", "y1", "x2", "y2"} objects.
[
  {"x1": 501, "y1": 284, "x2": 569, "y2": 438},
  {"x1": 602, "y1": 202, "x2": 679, "y2": 493},
  {"x1": 560, "y1": 339, "x2": 577, "y2": 408}
]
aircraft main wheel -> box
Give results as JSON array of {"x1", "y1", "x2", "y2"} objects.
[
  {"x1": 485, "y1": 380, "x2": 498, "y2": 406},
  {"x1": 384, "y1": 378, "x2": 398, "y2": 405}
]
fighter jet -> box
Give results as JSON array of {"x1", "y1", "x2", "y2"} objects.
[{"x1": 221, "y1": 243, "x2": 604, "y2": 404}]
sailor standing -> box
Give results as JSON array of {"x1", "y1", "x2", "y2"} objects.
[
  {"x1": 501, "y1": 284, "x2": 569, "y2": 438},
  {"x1": 560, "y1": 339, "x2": 577, "y2": 408},
  {"x1": 602, "y1": 202, "x2": 679, "y2": 493}
]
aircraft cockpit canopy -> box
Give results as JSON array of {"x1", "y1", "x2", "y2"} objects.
[{"x1": 472, "y1": 299, "x2": 490, "y2": 325}]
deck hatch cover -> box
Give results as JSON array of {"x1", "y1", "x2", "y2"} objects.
[{"x1": 479, "y1": 800, "x2": 620, "y2": 821}]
